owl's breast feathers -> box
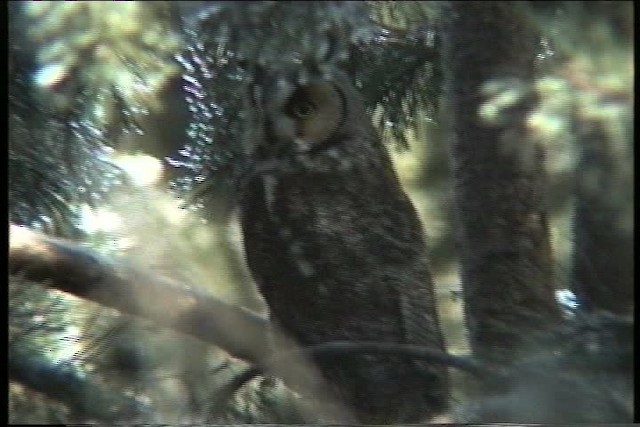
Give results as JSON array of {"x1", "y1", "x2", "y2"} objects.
[
  {"x1": 240, "y1": 148, "x2": 449, "y2": 422},
  {"x1": 241, "y1": 163, "x2": 438, "y2": 346}
]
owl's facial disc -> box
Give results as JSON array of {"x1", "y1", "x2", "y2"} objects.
[{"x1": 272, "y1": 81, "x2": 346, "y2": 153}]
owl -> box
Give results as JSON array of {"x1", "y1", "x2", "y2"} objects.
[{"x1": 240, "y1": 73, "x2": 449, "y2": 423}]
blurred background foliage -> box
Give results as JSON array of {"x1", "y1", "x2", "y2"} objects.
[{"x1": 8, "y1": 1, "x2": 633, "y2": 423}]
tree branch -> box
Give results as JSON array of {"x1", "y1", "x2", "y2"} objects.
[
  {"x1": 9, "y1": 224, "x2": 271, "y2": 365},
  {"x1": 210, "y1": 340, "x2": 508, "y2": 415}
]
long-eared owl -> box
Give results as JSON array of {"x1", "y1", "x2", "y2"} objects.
[{"x1": 240, "y1": 73, "x2": 449, "y2": 423}]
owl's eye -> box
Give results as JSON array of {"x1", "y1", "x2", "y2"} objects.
[{"x1": 288, "y1": 100, "x2": 317, "y2": 118}]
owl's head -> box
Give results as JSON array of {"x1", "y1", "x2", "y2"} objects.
[
  {"x1": 271, "y1": 82, "x2": 346, "y2": 153},
  {"x1": 249, "y1": 73, "x2": 379, "y2": 168}
]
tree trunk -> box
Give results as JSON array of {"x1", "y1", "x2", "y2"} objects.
[{"x1": 441, "y1": 1, "x2": 563, "y2": 366}]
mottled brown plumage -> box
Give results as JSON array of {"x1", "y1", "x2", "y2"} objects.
[{"x1": 240, "y1": 74, "x2": 449, "y2": 423}]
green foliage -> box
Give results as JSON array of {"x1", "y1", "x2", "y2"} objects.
[
  {"x1": 23, "y1": 1, "x2": 183, "y2": 128},
  {"x1": 10, "y1": 1, "x2": 444, "y2": 224},
  {"x1": 170, "y1": 1, "x2": 440, "y2": 210},
  {"x1": 9, "y1": 3, "x2": 125, "y2": 238}
]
